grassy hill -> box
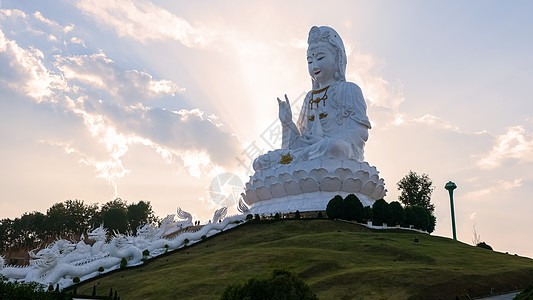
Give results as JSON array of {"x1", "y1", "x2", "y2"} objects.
[{"x1": 71, "y1": 219, "x2": 533, "y2": 299}]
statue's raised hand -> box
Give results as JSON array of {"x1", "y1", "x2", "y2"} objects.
[{"x1": 277, "y1": 94, "x2": 292, "y2": 125}]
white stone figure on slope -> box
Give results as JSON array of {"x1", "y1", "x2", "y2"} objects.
[
  {"x1": 0, "y1": 209, "x2": 246, "y2": 290},
  {"x1": 243, "y1": 26, "x2": 386, "y2": 213}
]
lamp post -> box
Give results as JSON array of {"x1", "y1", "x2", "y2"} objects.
[{"x1": 445, "y1": 181, "x2": 457, "y2": 240}]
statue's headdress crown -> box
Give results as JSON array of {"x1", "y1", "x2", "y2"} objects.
[{"x1": 307, "y1": 26, "x2": 347, "y2": 86}]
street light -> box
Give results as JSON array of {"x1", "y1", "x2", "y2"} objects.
[{"x1": 445, "y1": 181, "x2": 457, "y2": 240}]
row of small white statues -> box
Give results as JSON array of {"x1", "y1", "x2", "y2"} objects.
[{"x1": 0, "y1": 207, "x2": 244, "y2": 289}]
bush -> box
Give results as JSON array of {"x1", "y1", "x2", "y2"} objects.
[
  {"x1": 0, "y1": 278, "x2": 55, "y2": 300},
  {"x1": 405, "y1": 206, "x2": 435, "y2": 233},
  {"x1": 326, "y1": 195, "x2": 344, "y2": 219},
  {"x1": 372, "y1": 199, "x2": 391, "y2": 226},
  {"x1": 201, "y1": 235, "x2": 207, "y2": 240},
  {"x1": 294, "y1": 210, "x2": 301, "y2": 219},
  {"x1": 344, "y1": 194, "x2": 363, "y2": 222},
  {"x1": 388, "y1": 201, "x2": 405, "y2": 226},
  {"x1": 221, "y1": 269, "x2": 317, "y2": 300},
  {"x1": 142, "y1": 249, "x2": 150, "y2": 256},
  {"x1": 514, "y1": 285, "x2": 533, "y2": 300},
  {"x1": 476, "y1": 242, "x2": 493, "y2": 250},
  {"x1": 274, "y1": 213, "x2": 280, "y2": 220},
  {"x1": 73, "y1": 276, "x2": 80, "y2": 283},
  {"x1": 98, "y1": 266, "x2": 104, "y2": 273},
  {"x1": 362, "y1": 206, "x2": 372, "y2": 221},
  {"x1": 120, "y1": 257, "x2": 127, "y2": 269},
  {"x1": 317, "y1": 211, "x2": 323, "y2": 219},
  {"x1": 184, "y1": 238, "x2": 189, "y2": 246},
  {"x1": 254, "y1": 214, "x2": 260, "y2": 221},
  {"x1": 246, "y1": 214, "x2": 253, "y2": 220}
]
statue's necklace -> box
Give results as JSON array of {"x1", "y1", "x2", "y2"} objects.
[
  {"x1": 310, "y1": 85, "x2": 329, "y2": 109},
  {"x1": 309, "y1": 85, "x2": 329, "y2": 121}
]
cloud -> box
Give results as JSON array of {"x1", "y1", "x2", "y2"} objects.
[
  {"x1": 411, "y1": 114, "x2": 462, "y2": 132},
  {"x1": 102, "y1": 104, "x2": 241, "y2": 167},
  {"x1": 464, "y1": 178, "x2": 523, "y2": 200},
  {"x1": 0, "y1": 13, "x2": 241, "y2": 196},
  {"x1": 55, "y1": 52, "x2": 184, "y2": 104},
  {"x1": 33, "y1": 11, "x2": 73, "y2": 33},
  {"x1": 477, "y1": 126, "x2": 533, "y2": 169},
  {"x1": 0, "y1": 28, "x2": 65, "y2": 102},
  {"x1": 0, "y1": 7, "x2": 27, "y2": 19},
  {"x1": 76, "y1": 0, "x2": 213, "y2": 47},
  {"x1": 344, "y1": 42, "x2": 406, "y2": 126}
]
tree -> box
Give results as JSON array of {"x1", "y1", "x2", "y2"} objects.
[
  {"x1": 397, "y1": 171, "x2": 435, "y2": 212},
  {"x1": 127, "y1": 201, "x2": 155, "y2": 235},
  {"x1": 64, "y1": 199, "x2": 91, "y2": 235},
  {"x1": 343, "y1": 194, "x2": 364, "y2": 222},
  {"x1": 103, "y1": 208, "x2": 128, "y2": 234},
  {"x1": 102, "y1": 199, "x2": 129, "y2": 233},
  {"x1": 372, "y1": 199, "x2": 391, "y2": 226},
  {"x1": 388, "y1": 201, "x2": 405, "y2": 226},
  {"x1": 221, "y1": 270, "x2": 317, "y2": 300},
  {"x1": 326, "y1": 195, "x2": 344, "y2": 219},
  {"x1": 47, "y1": 202, "x2": 69, "y2": 237}
]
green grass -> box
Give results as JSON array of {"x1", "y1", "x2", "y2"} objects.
[{"x1": 71, "y1": 219, "x2": 533, "y2": 299}]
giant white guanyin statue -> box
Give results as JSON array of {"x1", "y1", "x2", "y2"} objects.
[{"x1": 241, "y1": 26, "x2": 386, "y2": 214}]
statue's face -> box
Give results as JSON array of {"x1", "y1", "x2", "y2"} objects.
[{"x1": 307, "y1": 42, "x2": 336, "y2": 87}]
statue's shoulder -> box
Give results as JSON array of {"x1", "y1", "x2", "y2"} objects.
[{"x1": 337, "y1": 81, "x2": 363, "y2": 94}]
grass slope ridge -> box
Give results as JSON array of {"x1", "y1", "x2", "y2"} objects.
[{"x1": 73, "y1": 220, "x2": 533, "y2": 299}]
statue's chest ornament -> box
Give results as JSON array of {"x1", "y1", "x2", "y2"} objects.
[{"x1": 309, "y1": 85, "x2": 330, "y2": 121}]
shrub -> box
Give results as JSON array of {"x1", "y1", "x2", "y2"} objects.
[
  {"x1": 184, "y1": 238, "x2": 189, "y2": 246},
  {"x1": 404, "y1": 205, "x2": 435, "y2": 233},
  {"x1": 98, "y1": 266, "x2": 104, "y2": 273},
  {"x1": 372, "y1": 199, "x2": 391, "y2": 226},
  {"x1": 120, "y1": 257, "x2": 127, "y2": 269},
  {"x1": 0, "y1": 278, "x2": 55, "y2": 299},
  {"x1": 476, "y1": 242, "x2": 493, "y2": 250},
  {"x1": 344, "y1": 194, "x2": 363, "y2": 222},
  {"x1": 362, "y1": 206, "x2": 372, "y2": 221},
  {"x1": 221, "y1": 269, "x2": 317, "y2": 300},
  {"x1": 326, "y1": 195, "x2": 344, "y2": 219},
  {"x1": 254, "y1": 214, "x2": 260, "y2": 221},
  {"x1": 246, "y1": 214, "x2": 253, "y2": 220},
  {"x1": 142, "y1": 249, "x2": 150, "y2": 256},
  {"x1": 388, "y1": 201, "x2": 405, "y2": 226},
  {"x1": 73, "y1": 276, "x2": 80, "y2": 283},
  {"x1": 514, "y1": 285, "x2": 533, "y2": 300},
  {"x1": 201, "y1": 235, "x2": 207, "y2": 240},
  {"x1": 317, "y1": 211, "x2": 323, "y2": 219},
  {"x1": 294, "y1": 210, "x2": 301, "y2": 219},
  {"x1": 274, "y1": 213, "x2": 280, "y2": 220}
]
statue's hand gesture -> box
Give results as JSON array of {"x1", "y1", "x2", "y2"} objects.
[{"x1": 277, "y1": 94, "x2": 292, "y2": 125}]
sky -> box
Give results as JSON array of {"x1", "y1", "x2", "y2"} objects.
[{"x1": 0, "y1": 0, "x2": 532, "y2": 258}]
